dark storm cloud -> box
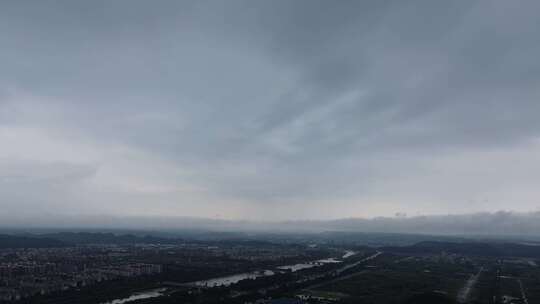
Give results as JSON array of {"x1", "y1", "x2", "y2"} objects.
[{"x1": 0, "y1": 0, "x2": 540, "y2": 220}]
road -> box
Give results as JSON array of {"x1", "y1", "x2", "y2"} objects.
[
  {"x1": 518, "y1": 279, "x2": 529, "y2": 304},
  {"x1": 303, "y1": 251, "x2": 382, "y2": 291},
  {"x1": 457, "y1": 267, "x2": 483, "y2": 303},
  {"x1": 335, "y1": 251, "x2": 382, "y2": 275}
]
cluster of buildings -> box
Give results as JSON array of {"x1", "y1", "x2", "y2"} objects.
[{"x1": 0, "y1": 247, "x2": 162, "y2": 302}]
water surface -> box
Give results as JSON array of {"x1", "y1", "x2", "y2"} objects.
[{"x1": 103, "y1": 288, "x2": 166, "y2": 304}]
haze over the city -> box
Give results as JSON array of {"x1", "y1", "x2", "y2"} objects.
[{"x1": 1, "y1": 0, "x2": 540, "y2": 226}]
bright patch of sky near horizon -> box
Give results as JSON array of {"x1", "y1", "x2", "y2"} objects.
[{"x1": 1, "y1": 0, "x2": 540, "y2": 221}]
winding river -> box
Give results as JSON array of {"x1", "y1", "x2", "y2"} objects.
[{"x1": 103, "y1": 251, "x2": 357, "y2": 303}]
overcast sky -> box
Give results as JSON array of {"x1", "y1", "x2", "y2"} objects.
[{"x1": 1, "y1": 0, "x2": 540, "y2": 222}]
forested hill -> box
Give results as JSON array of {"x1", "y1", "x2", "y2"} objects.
[
  {"x1": 38, "y1": 232, "x2": 181, "y2": 245},
  {"x1": 383, "y1": 241, "x2": 540, "y2": 258},
  {"x1": 0, "y1": 232, "x2": 178, "y2": 248},
  {"x1": 0, "y1": 234, "x2": 67, "y2": 249}
]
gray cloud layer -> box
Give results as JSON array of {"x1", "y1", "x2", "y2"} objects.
[
  {"x1": 1, "y1": 1, "x2": 540, "y2": 221},
  {"x1": 3, "y1": 211, "x2": 540, "y2": 238}
]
